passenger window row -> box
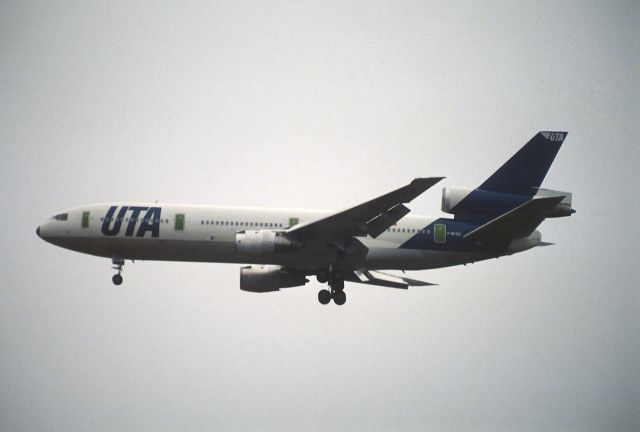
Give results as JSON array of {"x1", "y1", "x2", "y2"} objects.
[
  {"x1": 201, "y1": 220, "x2": 284, "y2": 228},
  {"x1": 97, "y1": 214, "x2": 425, "y2": 234},
  {"x1": 387, "y1": 227, "x2": 425, "y2": 234}
]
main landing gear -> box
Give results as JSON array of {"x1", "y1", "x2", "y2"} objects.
[
  {"x1": 111, "y1": 257, "x2": 124, "y2": 285},
  {"x1": 317, "y1": 268, "x2": 347, "y2": 306}
]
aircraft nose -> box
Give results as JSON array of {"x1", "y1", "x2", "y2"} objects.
[{"x1": 36, "y1": 225, "x2": 41, "y2": 238}]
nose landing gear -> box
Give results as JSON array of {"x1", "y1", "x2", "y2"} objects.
[{"x1": 111, "y1": 258, "x2": 124, "y2": 285}]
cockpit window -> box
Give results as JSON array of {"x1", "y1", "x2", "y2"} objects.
[{"x1": 51, "y1": 213, "x2": 68, "y2": 221}]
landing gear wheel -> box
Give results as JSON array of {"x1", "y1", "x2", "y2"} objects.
[
  {"x1": 111, "y1": 258, "x2": 125, "y2": 286},
  {"x1": 318, "y1": 289, "x2": 331, "y2": 305},
  {"x1": 316, "y1": 269, "x2": 329, "y2": 284},
  {"x1": 333, "y1": 290, "x2": 346, "y2": 306}
]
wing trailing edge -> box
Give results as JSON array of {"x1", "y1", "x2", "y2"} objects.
[{"x1": 286, "y1": 177, "x2": 444, "y2": 241}]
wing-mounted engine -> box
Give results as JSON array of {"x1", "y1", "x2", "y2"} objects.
[
  {"x1": 441, "y1": 187, "x2": 574, "y2": 218},
  {"x1": 240, "y1": 265, "x2": 308, "y2": 292},
  {"x1": 236, "y1": 230, "x2": 303, "y2": 258}
]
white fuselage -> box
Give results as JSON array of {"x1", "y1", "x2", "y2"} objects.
[
  {"x1": 39, "y1": 203, "x2": 531, "y2": 271},
  {"x1": 37, "y1": 203, "x2": 542, "y2": 273}
]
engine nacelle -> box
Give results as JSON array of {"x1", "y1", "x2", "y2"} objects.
[
  {"x1": 235, "y1": 230, "x2": 303, "y2": 258},
  {"x1": 240, "y1": 265, "x2": 308, "y2": 292},
  {"x1": 533, "y1": 189, "x2": 574, "y2": 217},
  {"x1": 441, "y1": 187, "x2": 528, "y2": 215},
  {"x1": 441, "y1": 187, "x2": 474, "y2": 214}
]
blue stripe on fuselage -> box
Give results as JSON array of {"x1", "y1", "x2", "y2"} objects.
[{"x1": 399, "y1": 218, "x2": 479, "y2": 252}]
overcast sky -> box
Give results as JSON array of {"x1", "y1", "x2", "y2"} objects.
[{"x1": 1, "y1": 1, "x2": 639, "y2": 431}]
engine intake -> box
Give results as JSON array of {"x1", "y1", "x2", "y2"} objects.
[
  {"x1": 236, "y1": 230, "x2": 303, "y2": 258},
  {"x1": 240, "y1": 265, "x2": 308, "y2": 292}
]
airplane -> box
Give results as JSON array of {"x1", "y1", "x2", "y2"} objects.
[{"x1": 37, "y1": 131, "x2": 574, "y2": 305}]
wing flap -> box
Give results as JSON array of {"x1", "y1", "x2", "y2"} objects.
[
  {"x1": 348, "y1": 270, "x2": 436, "y2": 289},
  {"x1": 366, "y1": 203, "x2": 411, "y2": 238}
]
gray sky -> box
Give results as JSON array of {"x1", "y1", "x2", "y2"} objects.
[{"x1": 1, "y1": 1, "x2": 639, "y2": 430}]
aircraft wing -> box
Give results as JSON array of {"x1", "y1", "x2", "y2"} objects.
[
  {"x1": 346, "y1": 270, "x2": 436, "y2": 289},
  {"x1": 286, "y1": 177, "x2": 444, "y2": 241},
  {"x1": 464, "y1": 195, "x2": 565, "y2": 243}
]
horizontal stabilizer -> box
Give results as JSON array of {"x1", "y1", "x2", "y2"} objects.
[
  {"x1": 348, "y1": 270, "x2": 436, "y2": 289},
  {"x1": 464, "y1": 196, "x2": 564, "y2": 243}
]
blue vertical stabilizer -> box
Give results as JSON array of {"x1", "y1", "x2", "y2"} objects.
[{"x1": 478, "y1": 131, "x2": 567, "y2": 195}]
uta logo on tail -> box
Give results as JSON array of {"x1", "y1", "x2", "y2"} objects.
[{"x1": 541, "y1": 131, "x2": 565, "y2": 142}]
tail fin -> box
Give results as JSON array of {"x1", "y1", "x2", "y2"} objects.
[{"x1": 479, "y1": 131, "x2": 567, "y2": 196}]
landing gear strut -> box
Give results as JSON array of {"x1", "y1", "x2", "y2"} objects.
[
  {"x1": 111, "y1": 258, "x2": 124, "y2": 285},
  {"x1": 317, "y1": 267, "x2": 347, "y2": 305}
]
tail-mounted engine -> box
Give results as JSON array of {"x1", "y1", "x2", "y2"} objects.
[
  {"x1": 240, "y1": 265, "x2": 308, "y2": 292},
  {"x1": 235, "y1": 230, "x2": 303, "y2": 258},
  {"x1": 533, "y1": 189, "x2": 574, "y2": 217},
  {"x1": 441, "y1": 187, "x2": 574, "y2": 218}
]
